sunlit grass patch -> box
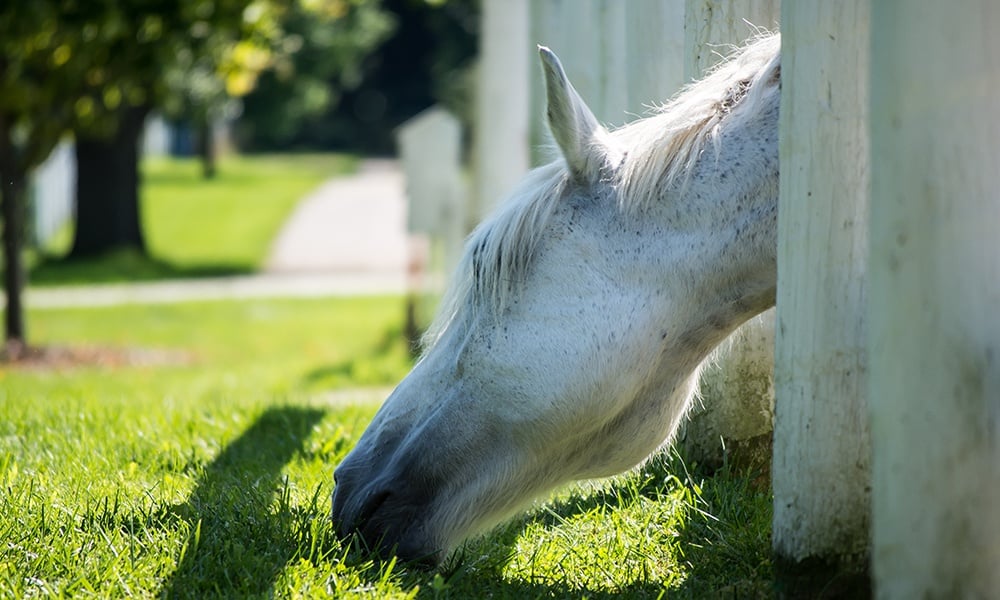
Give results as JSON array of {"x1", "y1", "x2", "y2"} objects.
[
  {"x1": 425, "y1": 453, "x2": 772, "y2": 599},
  {"x1": 143, "y1": 153, "x2": 357, "y2": 271},
  {"x1": 1, "y1": 297, "x2": 773, "y2": 598},
  {"x1": 31, "y1": 153, "x2": 357, "y2": 285}
]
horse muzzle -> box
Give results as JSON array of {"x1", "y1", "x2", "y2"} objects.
[{"x1": 331, "y1": 453, "x2": 445, "y2": 567}]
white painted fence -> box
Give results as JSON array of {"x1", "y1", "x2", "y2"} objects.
[
  {"x1": 773, "y1": 0, "x2": 871, "y2": 585},
  {"x1": 473, "y1": 0, "x2": 530, "y2": 221},
  {"x1": 30, "y1": 140, "x2": 75, "y2": 248},
  {"x1": 869, "y1": 1, "x2": 999, "y2": 596},
  {"x1": 398, "y1": 106, "x2": 466, "y2": 277}
]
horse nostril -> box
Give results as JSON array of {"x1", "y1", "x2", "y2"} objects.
[
  {"x1": 331, "y1": 472, "x2": 391, "y2": 537},
  {"x1": 357, "y1": 489, "x2": 391, "y2": 530},
  {"x1": 332, "y1": 468, "x2": 443, "y2": 565}
]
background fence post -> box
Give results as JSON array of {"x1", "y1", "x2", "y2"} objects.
[{"x1": 474, "y1": 0, "x2": 530, "y2": 220}]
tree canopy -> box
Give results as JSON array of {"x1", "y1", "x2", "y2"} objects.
[
  {"x1": 238, "y1": 0, "x2": 478, "y2": 153},
  {"x1": 2, "y1": 0, "x2": 279, "y2": 163},
  {"x1": 1, "y1": 0, "x2": 384, "y2": 345},
  {"x1": 236, "y1": 0, "x2": 395, "y2": 148}
]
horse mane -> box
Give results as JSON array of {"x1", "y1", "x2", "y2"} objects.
[
  {"x1": 423, "y1": 33, "x2": 781, "y2": 351},
  {"x1": 616, "y1": 33, "x2": 781, "y2": 211}
]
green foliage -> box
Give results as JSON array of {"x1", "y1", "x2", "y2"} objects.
[
  {"x1": 237, "y1": 0, "x2": 396, "y2": 148},
  {"x1": 0, "y1": 0, "x2": 350, "y2": 176},
  {"x1": 0, "y1": 296, "x2": 774, "y2": 597},
  {"x1": 2, "y1": 1, "x2": 260, "y2": 151},
  {"x1": 159, "y1": 0, "x2": 291, "y2": 125},
  {"x1": 240, "y1": 0, "x2": 479, "y2": 153},
  {"x1": 0, "y1": 0, "x2": 317, "y2": 342},
  {"x1": 31, "y1": 153, "x2": 356, "y2": 284}
]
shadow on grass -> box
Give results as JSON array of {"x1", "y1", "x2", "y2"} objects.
[
  {"x1": 30, "y1": 249, "x2": 254, "y2": 287},
  {"x1": 369, "y1": 453, "x2": 774, "y2": 599},
  {"x1": 159, "y1": 406, "x2": 326, "y2": 599},
  {"x1": 300, "y1": 323, "x2": 411, "y2": 389}
]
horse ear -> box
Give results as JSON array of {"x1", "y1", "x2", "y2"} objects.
[{"x1": 538, "y1": 46, "x2": 620, "y2": 183}]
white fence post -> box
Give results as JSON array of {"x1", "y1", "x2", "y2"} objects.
[
  {"x1": 529, "y1": 0, "x2": 628, "y2": 165},
  {"x1": 398, "y1": 106, "x2": 466, "y2": 344},
  {"x1": 30, "y1": 140, "x2": 75, "y2": 249},
  {"x1": 683, "y1": 0, "x2": 780, "y2": 79},
  {"x1": 398, "y1": 107, "x2": 465, "y2": 277},
  {"x1": 474, "y1": 0, "x2": 530, "y2": 219},
  {"x1": 624, "y1": 1, "x2": 685, "y2": 119},
  {"x1": 869, "y1": 2, "x2": 1000, "y2": 596},
  {"x1": 772, "y1": 1, "x2": 871, "y2": 594},
  {"x1": 142, "y1": 114, "x2": 172, "y2": 157},
  {"x1": 531, "y1": 0, "x2": 685, "y2": 137}
]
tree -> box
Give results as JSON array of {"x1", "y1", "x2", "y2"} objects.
[
  {"x1": 0, "y1": 0, "x2": 287, "y2": 344},
  {"x1": 239, "y1": 0, "x2": 478, "y2": 154},
  {"x1": 772, "y1": 1, "x2": 871, "y2": 596},
  {"x1": 236, "y1": 0, "x2": 395, "y2": 150},
  {"x1": 0, "y1": 1, "x2": 120, "y2": 347},
  {"x1": 68, "y1": 0, "x2": 288, "y2": 258},
  {"x1": 66, "y1": 0, "x2": 394, "y2": 260}
]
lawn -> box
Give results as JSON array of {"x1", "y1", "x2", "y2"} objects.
[
  {"x1": 0, "y1": 297, "x2": 772, "y2": 598},
  {"x1": 32, "y1": 153, "x2": 357, "y2": 285}
]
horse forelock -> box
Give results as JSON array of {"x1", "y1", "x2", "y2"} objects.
[{"x1": 421, "y1": 33, "x2": 781, "y2": 353}]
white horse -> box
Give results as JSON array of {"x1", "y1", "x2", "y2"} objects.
[{"x1": 332, "y1": 34, "x2": 782, "y2": 565}]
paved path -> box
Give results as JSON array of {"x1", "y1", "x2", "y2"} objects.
[
  {"x1": 266, "y1": 159, "x2": 411, "y2": 275},
  {"x1": 23, "y1": 273, "x2": 411, "y2": 309},
  {"x1": 19, "y1": 159, "x2": 417, "y2": 309}
]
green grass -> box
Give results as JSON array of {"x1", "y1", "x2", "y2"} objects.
[
  {"x1": 0, "y1": 298, "x2": 772, "y2": 598},
  {"x1": 31, "y1": 153, "x2": 357, "y2": 285}
]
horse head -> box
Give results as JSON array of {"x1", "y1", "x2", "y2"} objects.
[{"x1": 332, "y1": 35, "x2": 782, "y2": 565}]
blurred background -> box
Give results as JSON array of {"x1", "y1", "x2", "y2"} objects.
[
  {"x1": 0, "y1": 0, "x2": 760, "y2": 361},
  {"x1": 0, "y1": 0, "x2": 484, "y2": 352}
]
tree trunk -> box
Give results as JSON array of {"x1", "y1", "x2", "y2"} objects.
[
  {"x1": 197, "y1": 117, "x2": 217, "y2": 180},
  {"x1": 70, "y1": 105, "x2": 149, "y2": 258},
  {"x1": 869, "y1": 2, "x2": 1000, "y2": 597},
  {"x1": 0, "y1": 109, "x2": 28, "y2": 348},
  {"x1": 772, "y1": 1, "x2": 871, "y2": 596},
  {"x1": 1, "y1": 168, "x2": 27, "y2": 348}
]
